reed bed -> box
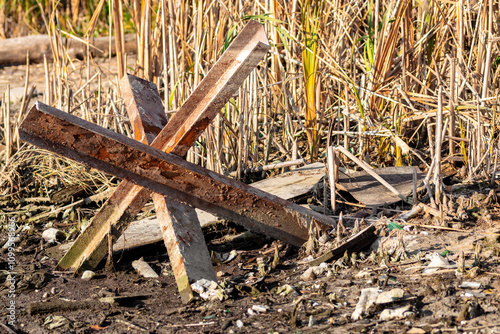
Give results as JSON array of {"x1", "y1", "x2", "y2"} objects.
[{"x1": 1, "y1": 0, "x2": 500, "y2": 213}]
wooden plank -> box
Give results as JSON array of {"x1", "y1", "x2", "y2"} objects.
[
  {"x1": 19, "y1": 102, "x2": 336, "y2": 247},
  {"x1": 337, "y1": 166, "x2": 424, "y2": 206},
  {"x1": 336, "y1": 146, "x2": 408, "y2": 203},
  {"x1": 249, "y1": 162, "x2": 325, "y2": 200},
  {"x1": 54, "y1": 20, "x2": 270, "y2": 274}
]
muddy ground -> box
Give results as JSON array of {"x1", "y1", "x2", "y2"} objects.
[{"x1": 1, "y1": 59, "x2": 500, "y2": 334}]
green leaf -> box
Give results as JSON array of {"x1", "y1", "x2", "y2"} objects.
[
  {"x1": 387, "y1": 221, "x2": 402, "y2": 231},
  {"x1": 243, "y1": 14, "x2": 284, "y2": 24}
]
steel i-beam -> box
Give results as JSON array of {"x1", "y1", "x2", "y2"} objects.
[
  {"x1": 19, "y1": 102, "x2": 336, "y2": 248},
  {"x1": 55, "y1": 20, "x2": 269, "y2": 275}
]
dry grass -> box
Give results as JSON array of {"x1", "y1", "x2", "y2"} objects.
[{"x1": 1, "y1": 0, "x2": 500, "y2": 210}]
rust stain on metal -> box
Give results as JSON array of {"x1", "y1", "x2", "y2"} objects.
[{"x1": 19, "y1": 102, "x2": 336, "y2": 246}]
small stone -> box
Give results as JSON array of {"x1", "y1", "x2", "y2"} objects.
[
  {"x1": 251, "y1": 304, "x2": 269, "y2": 313},
  {"x1": 236, "y1": 319, "x2": 244, "y2": 328},
  {"x1": 301, "y1": 266, "x2": 325, "y2": 281},
  {"x1": 42, "y1": 228, "x2": 65, "y2": 244},
  {"x1": 379, "y1": 305, "x2": 414, "y2": 321},
  {"x1": 131, "y1": 258, "x2": 159, "y2": 278},
  {"x1": 308, "y1": 315, "x2": 315, "y2": 327},
  {"x1": 81, "y1": 270, "x2": 95, "y2": 280},
  {"x1": 301, "y1": 267, "x2": 316, "y2": 281},
  {"x1": 375, "y1": 288, "x2": 405, "y2": 304}
]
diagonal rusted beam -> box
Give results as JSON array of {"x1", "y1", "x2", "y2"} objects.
[
  {"x1": 122, "y1": 74, "x2": 216, "y2": 302},
  {"x1": 55, "y1": 20, "x2": 269, "y2": 273},
  {"x1": 19, "y1": 102, "x2": 336, "y2": 248}
]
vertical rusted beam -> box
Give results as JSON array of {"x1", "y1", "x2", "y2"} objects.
[
  {"x1": 121, "y1": 74, "x2": 216, "y2": 303},
  {"x1": 19, "y1": 103, "x2": 336, "y2": 247},
  {"x1": 56, "y1": 20, "x2": 270, "y2": 274}
]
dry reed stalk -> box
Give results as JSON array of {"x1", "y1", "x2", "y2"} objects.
[
  {"x1": 4, "y1": 86, "x2": 11, "y2": 165},
  {"x1": 112, "y1": 0, "x2": 125, "y2": 80},
  {"x1": 327, "y1": 146, "x2": 337, "y2": 213},
  {"x1": 434, "y1": 86, "x2": 443, "y2": 204}
]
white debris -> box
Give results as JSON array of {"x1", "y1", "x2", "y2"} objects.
[
  {"x1": 42, "y1": 228, "x2": 65, "y2": 244},
  {"x1": 252, "y1": 305, "x2": 269, "y2": 313},
  {"x1": 459, "y1": 281, "x2": 481, "y2": 289},
  {"x1": 355, "y1": 270, "x2": 372, "y2": 278},
  {"x1": 352, "y1": 288, "x2": 381, "y2": 320},
  {"x1": 379, "y1": 305, "x2": 414, "y2": 321},
  {"x1": 191, "y1": 279, "x2": 219, "y2": 300},
  {"x1": 423, "y1": 253, "x2": 450, "y2": 273},
  {"x1": 81, "y1": 270, "x2": 95, "y2": 280},
  {"x1": 375, "y1": 288, "x2": 405, "y2": 304},
  {"x1": 131, "y1": 258, "x2": 159, "y2": 278}
]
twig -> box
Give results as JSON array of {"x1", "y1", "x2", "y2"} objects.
[
  {"x1": 115, "y1": 319, "x2": 148, "y2": 332},
  {"x1": 336, "y1": 146, "x2": 408, "y2": 203},
  {"x1": 163, "y1": 321, "x2": 216, "y2": 328}
]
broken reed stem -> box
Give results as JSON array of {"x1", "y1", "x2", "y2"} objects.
[
  {"x1": 4, "y1": 85, "x2": 11, "y2": 164},
  {"x1": 448, "y1": 55, "x2": 456, "y2": 158},
  {"x1": 491, "y1": 148, "x2": 498, "y2": 185},
  {"x1": 327, "y1": 146, "x2": 337, "y2": 213},
  {"x1": 434, "y1": 86, "x2": 443, "y2": 204}
]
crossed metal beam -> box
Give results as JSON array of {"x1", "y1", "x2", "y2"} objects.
[{"x1": 18, "y1": 21, "x2": 336, "y2": 301}]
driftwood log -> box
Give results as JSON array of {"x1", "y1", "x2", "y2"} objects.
[{"x1": 0, "y1": 34, "x2": 136, "y2": 66}]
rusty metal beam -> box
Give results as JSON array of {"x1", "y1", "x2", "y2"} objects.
[
  {"x1": 122, "y1": 74, "x2": 216, "y2": 302},
  {"x1": 56, "y1": 20, "x2": 270, "y2": 274},
  {"x1": 19, "y1": 102, "x2": 336, "y2": 247}
]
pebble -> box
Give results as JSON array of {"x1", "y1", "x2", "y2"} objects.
[
  {"x1": 81, "y1": 270, "x2": 96, "y2": 280},
  {"x1": 301, "y1": 266, "x2": 326, "y2": 281},
  {"x1": 251, "y1": 304, "x2": 269, "y2": 313},
  {"x1": 42, "y1": 228, "x2": 65, "y2": 244},
  {"x1": 236, "y1": 319, "x2": 244, "y2": 328}
]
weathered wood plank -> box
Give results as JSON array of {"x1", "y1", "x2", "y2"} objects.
[
  {"x1": 249, "y1": 162, "x2": 325, "y2": 200},
  {"x1": 337, "y1": 166, "x2": 424, "y2": 206}
]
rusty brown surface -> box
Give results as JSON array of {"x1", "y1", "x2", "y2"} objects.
[
  {"x1": 20, "y1": 102, "x2": 336, "y2": 246},
  {"x1": 56, "y1": 20, "x2": 270, "y2": 272},
  {"x1": 122, "y1": 74, "x2": 216, "y2": 302},
  {"x1": 120, "y1": 75, "x2": 168, "y2": 145},
  {"x1": 150, "y1": 20, "x2": 269, "y2": 156}
]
